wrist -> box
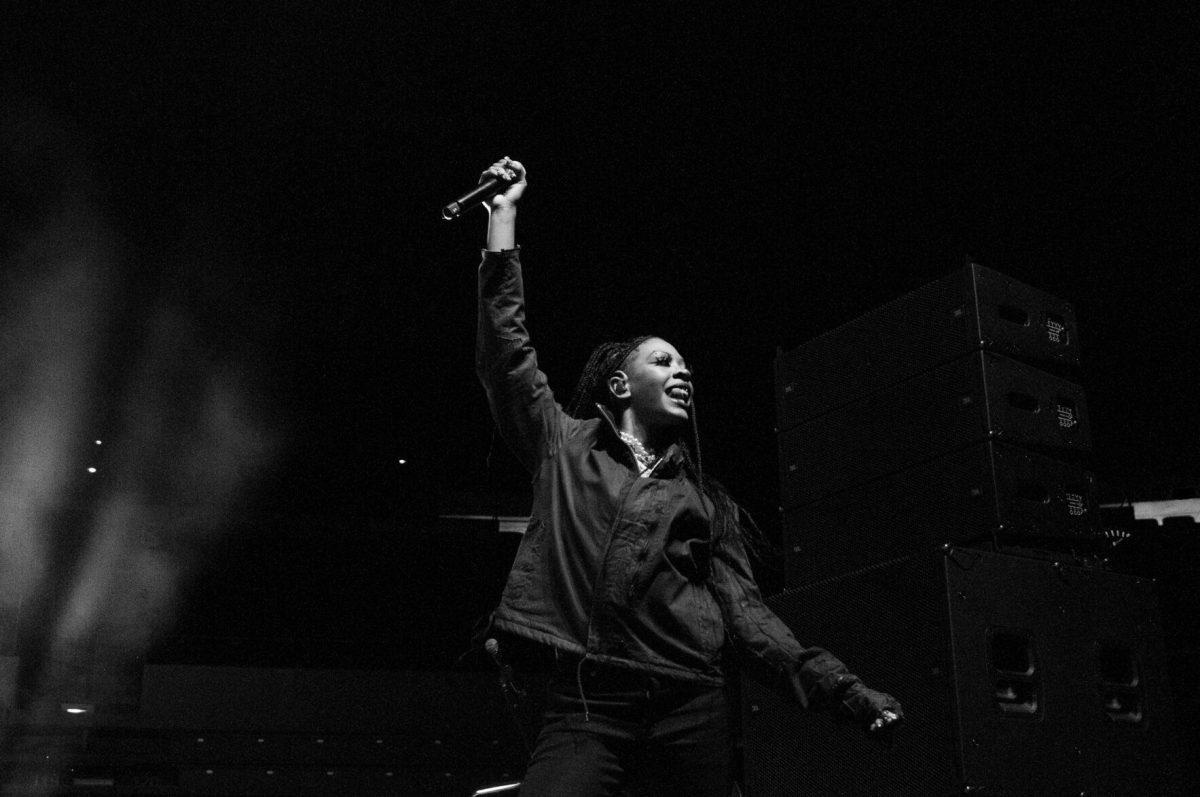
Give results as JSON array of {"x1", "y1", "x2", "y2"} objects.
[
  {"x1": 485, "y1": 206, "x2": 517, "y2": 252},
  {"x1": 489, "y1": 205, "x2": 517, "y2": 223}
]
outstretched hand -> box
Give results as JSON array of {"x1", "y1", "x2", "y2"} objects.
[
  {"x1": 843, "y1": 684, "x2": 904, "y2": 745},
  {"x1": 868, "y1": 708, "x2": 902, "y2": 738},
  {"x1": 481, "y1": 157, "x2": 527, "y2": 212}
]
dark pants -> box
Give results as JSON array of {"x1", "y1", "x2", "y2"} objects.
[{"x1": 518, "y1": 658, "x2": 734, "y2": 797}]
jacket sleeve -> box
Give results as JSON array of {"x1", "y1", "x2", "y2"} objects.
[
  {"x1": 475, "y1": 248, "x2": 569, "y2": 473},
  {"x1": 711, "y1": 534, "x2": 903, "y2": 725}
]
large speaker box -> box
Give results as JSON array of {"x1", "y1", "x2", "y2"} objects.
[
  {"x1": 783, "y1": 440, "x2": 1098, "y2": 588},
  {"x1": 778, "y1": 351, "x2": 1090, "y2": 509},
  {"x1": 741, "y1": 548, "x2": 1180, "y2": 796},
  {"x1": 775, "y1": 263, "x2": 1080, "y2": 432}
]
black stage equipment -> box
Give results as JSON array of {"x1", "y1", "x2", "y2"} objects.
[
  {"x1": 778, "y1": 351, "x2": 1090, "y2": 510},
  {"x1": 775, "y1": 263, "x2": 1079, "y2": 433},
  {"x1": 740, "y1": 548, "x2": 1181, "y2": 796},
  {"x1": 774, "y1": 264, "x2": 1098, "y2": 589},
  {"x1": 783, "y1": 440, "x2": 1098, "y2": 587}
]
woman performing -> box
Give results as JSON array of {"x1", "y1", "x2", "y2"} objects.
[{"x1": 473, "y1": 157, "x2": 902, "y2": 796}]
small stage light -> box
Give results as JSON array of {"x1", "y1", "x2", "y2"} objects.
[{"x1": 61, "y1": 703, "x2": 94, "y2": 715}]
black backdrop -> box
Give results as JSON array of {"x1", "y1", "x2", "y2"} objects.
[{"x1": 2, "y1": 3, "x2": 1197, "y2": 669}]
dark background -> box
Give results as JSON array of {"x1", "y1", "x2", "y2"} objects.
[{"x1": 2, "y1": 3, "x2": 1197, "y2": 670}]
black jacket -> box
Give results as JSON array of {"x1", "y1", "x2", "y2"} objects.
[{"x1": 476, "y1": 248, "x2": 900, "y2": 720}]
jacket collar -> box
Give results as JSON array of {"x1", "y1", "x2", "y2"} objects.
[{"x1": 593, "y1": 403, "x2": 689, "y2": 477}]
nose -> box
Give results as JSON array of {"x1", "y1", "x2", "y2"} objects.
[{"x1": 675, "y1": 365, "x2": 692, "y2": 382}]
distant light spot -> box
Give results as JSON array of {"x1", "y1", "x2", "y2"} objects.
[{"x1": 86, "y1": 467, "x2": 97, "y2": 474}]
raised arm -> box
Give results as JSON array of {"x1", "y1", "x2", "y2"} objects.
[{"x1": 474, "y1": 159, "x2": 570, "y2": 473}]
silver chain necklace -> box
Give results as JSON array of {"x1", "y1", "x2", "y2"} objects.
[{"x1": 618, "y1": 431, "x2": 660, "y2": 473}]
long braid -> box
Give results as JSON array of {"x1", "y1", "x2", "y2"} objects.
[
  {"x1": 681, "y1": 399, "x2": 773, "y2": 563},
  {"x1": 689, "y1": 394, "x2": 703, "y2": 491}
]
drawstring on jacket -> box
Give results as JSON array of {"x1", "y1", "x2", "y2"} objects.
[{"x1": 577, "y1": 655, "x2": 591, "y2": 723}]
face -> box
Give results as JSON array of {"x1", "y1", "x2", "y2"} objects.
[{"x1": 608, "y1": 337, "x2": 693, "y2": 430}]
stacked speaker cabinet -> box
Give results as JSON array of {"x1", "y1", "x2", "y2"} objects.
[
  {"x1": 776, "y1": 263, "x2": 1095, "y2": 577},
  {"x1": 747, "y1": 264, "x2": 1179, "y2": 795},
  {"x1": 741, "y1": 548, "x2": 1179, "y2": 796}
]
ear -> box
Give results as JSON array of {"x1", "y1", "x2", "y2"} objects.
[{"x1": 607, "y1": 371, "x2": 631, "y2": 401}]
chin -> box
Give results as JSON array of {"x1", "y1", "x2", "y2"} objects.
[{"x1": 662, "y1": 406, "x2": 691, "y2": 424}]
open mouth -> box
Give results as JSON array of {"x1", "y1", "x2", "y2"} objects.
[{"x1": 666, "y1": 386, "x2": 691, "y2": 403}]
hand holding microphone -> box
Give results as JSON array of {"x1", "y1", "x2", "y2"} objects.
[{"x1": 441, "y1": 157, "x2": 527, "y2": 219}]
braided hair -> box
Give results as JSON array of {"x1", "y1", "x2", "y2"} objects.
[
  {"x1": 564, "y1": 335, "x2": 653, "y2": 421},
  {"x1": 565, "y1": 336, "x2": 772, "y2": 561}
]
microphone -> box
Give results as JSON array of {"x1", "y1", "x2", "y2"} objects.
[
  {"x1": 485, "y1": 636, "x2": 532, "y2": 754},
  {"x1": 441, "y1": 176, "x2": 509, "y2": 220},
  {"x1": 485, "y1": 637, "x2": 522, "y2": 696}
]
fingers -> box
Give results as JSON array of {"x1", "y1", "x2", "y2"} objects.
[
  {"x1": 868, "y1": 709, "x2": 900, "y2": 733},
  {"x1": 479, "y1": 156, "x2": 526, "y2": 185},
  {"x1": 478, "y1": 163, "x2": 505, "y2": 185},
  {"x1": 503, "y1": 157, "x2": 526, "y2": 181}
]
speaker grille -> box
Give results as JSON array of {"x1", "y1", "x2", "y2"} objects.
[{"x1": 743, "y1": 554, "x2": 959, "y2": 796}]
